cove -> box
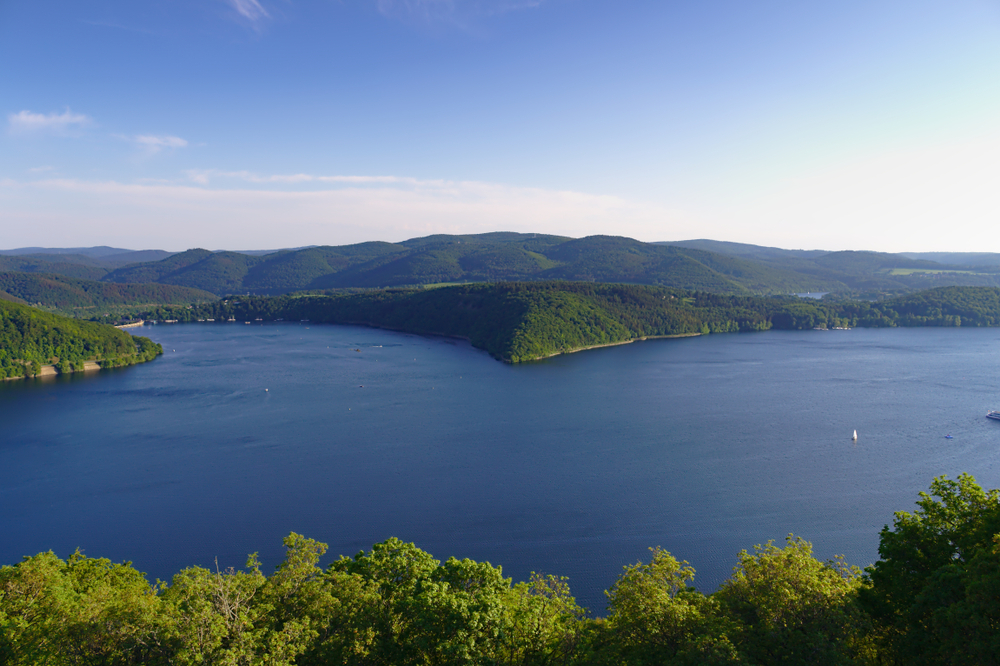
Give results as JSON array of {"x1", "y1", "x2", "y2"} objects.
[{"x1": 3, "y1": 322, "x2": 1000, "y2": 613}]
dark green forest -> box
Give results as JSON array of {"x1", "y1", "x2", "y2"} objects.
[
  {"x1": 0, "y1": 300, "x2": 162, "y2": 379},
  {"x1": 13, "y1": 234, "x2": 1000, "y2": 298},
  {"x1": 2, "y1": 475, "x2": 997, "y2": 665},
  {"x1": 0, "y1": 272, "x2": 216, "y2": 317},
  {"x1": 138, "y1": 284, "x2": 1000, "y2": 363}
]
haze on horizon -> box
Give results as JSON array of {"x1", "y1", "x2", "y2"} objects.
[{"x1": 3, "y1": 1, "x2": 999, "y2": 253}]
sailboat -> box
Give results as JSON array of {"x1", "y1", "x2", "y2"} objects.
[{"x1": 852, "y1": 430, "x2": 858, "y2": 441}]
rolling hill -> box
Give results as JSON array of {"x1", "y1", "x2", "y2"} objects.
[
  {"x1": 10, "y1": 236, "x2": 1000, "y2": 300},
  {"x1": 0, "y1": 248, "x2": 176, "y2": 272},
  {"x1": 98, "y1": 234, "x2": 841, "y2": 296},
  {"x1": 0, "y1": 272, "x2": 216, "y2": 316}
]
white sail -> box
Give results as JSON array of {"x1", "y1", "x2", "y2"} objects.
[{"x1": 852, "y1": 429, "x2": 858, "y2": 440}]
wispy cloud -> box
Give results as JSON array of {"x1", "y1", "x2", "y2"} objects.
[
  {"x1": 7, "y1": 109, "x2": 91, "y2": 134},
  {"x1": 186, "y1": 169, "x2": 415, "y2": 186},
  {"x1": 223, "y1": 0, "x2": 270, "y2": 25},
  {"x1": 134, "y1": 135, "x2": 189, "y2": 153},
  {"x1": 0, "y1": 174, "x2": 675, "y2": 250}
]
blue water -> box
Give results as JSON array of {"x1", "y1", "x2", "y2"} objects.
[{"x1": 3, "y1": 323, "x2": 1000, "y2": 613}]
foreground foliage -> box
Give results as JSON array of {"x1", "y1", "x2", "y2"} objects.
[
  {"x1": 141, "y1": 283, "x2": 1000, "y2": 362},
  {"x1": 3, "y1": 476, "x2": 997, "y2": 664},
  {"x1": 0, "y1": 300, "x2": 161, "y2": 378},
  {"x1": 859, "y1": 474, "x2": 1000, "y2": 665}
]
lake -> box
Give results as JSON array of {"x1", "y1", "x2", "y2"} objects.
[{"x1": 3, "y1": 323, "x2": 1000, "y2": 613}]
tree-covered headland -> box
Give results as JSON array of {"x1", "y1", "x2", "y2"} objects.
[
  {"x1": 0, "y1": 300, "x2": 162, "y2": 379},
  {"x1": 141, "y1": 283, "x2": 1000, "y2": 363},
  {"x1": 2, "y1": 475, "x2": 997, "y2": 665}
]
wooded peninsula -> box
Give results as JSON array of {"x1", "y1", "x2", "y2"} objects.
[
  {"x1": 0, "y1": 300, "x2": 162, "y2": 379},
  {"x1": 141, "y1": 283, "x2": 1000, "y2": 363},
  {"x1": 4, "y1": 279, "x2": 996, "y2": 370}
]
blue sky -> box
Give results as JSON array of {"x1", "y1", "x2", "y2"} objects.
[{"x1": 3, "y1": 1, "x2": 1000, "y2": 251}]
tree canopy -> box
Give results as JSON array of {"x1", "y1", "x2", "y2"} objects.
[
  {"x1": 859, "y1": 474, "x2": 1000, "y2": 665},
  {"x1": 6, "y1": 475, "x2": 999, "y2": 664}
]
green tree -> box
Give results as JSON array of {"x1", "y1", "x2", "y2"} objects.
[
  {"x1": 328, "y1": 536, "x2": 440, "y2": 665},
  {"x1": 499, "y1": 573, "x2": 586, "y2": 666},
  {"x1": 161, "y1": 535, "x2": 341, "y2": 666},
  {"x1": 0, "y1": 550, "x2": 168, "y2": 665},
  {"x1": 327, "y1": 538, "x2": 513, "y2": 666},
  {"x1": 714, "y1": 536, "x2": 868, "y2": 666},
  {"x1": 601, "y1": 547, "x2": 743, "y2": 665},
  {"x1": 298, "y1": 570, "x2": 381, "y2": 666},
  {"x1": 258, "y1": 533, "x2": 335, "y2": 658},
  {"x1": 160, "y1": 555, "x2": 268, "y2": 665},
  {"x1": 859, "y1": 474, "x2": 1000, "y2": 665}
]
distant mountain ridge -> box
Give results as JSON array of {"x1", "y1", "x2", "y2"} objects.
[
  {"x1": 0, "y1": 249, "x2": 176, "y2": 274},
  {"x1": 662, "y1": 240, "x2": 1000, "y2": 269},
  {"x1": 657, "y1": 239, "x2": 829, "y2": 260},
  {"x1": 899, "y1": 252, "x2": 1000, "y2": 266},
  {"x1": 99, "y1": 235, "x2": 827, "y2": 295},
  {"x1": 0, "y1": 246, "x2": 135, "y2": 258},
  {"x1": 8, "y1": 235, "x2": 1000, "y2": 299}
]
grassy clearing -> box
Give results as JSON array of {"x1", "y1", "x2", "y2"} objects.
[
  {"x1": 420, "y1": 281, "x2": 484, "y2": 289},
  {"x1": 526, "y1": 250, "x2": 561, "y2": 269}
]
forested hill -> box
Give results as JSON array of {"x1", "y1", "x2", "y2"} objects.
[
  {"x1": 0, "y1": 300, "x2": 162, "y2": 379},
  {"x1": 142, "y1": 283, "x2": 1000, "y2": 363},
  {"x1": 99, "y1": 234, "x2": 1000, "y2": 296},
  {"x1": 11, "y1": 235, "x2": 1000, "y2": 298},
  {"x1": 0, "y1": 289, "x2": 27, "y2": 305},
  {"x1": 0, "y1": 272, "x2": 216, "y2": 316}
]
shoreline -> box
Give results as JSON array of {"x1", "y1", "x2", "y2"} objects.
[
  {"x1": 4, "y1": 360, "x2": 105, "y2": 382},
  {"x1": 319, "y1": 320, "x2": 702, "y2": 362},
  {"x1": 309, "y1": 320, "x2": 703, "y2": 362},
  {"x1": 158, "y1": 318, "x2": 706, "y2": 363},
  {"x1": 527, "y1": 332, "x2": 704, "y2": 362}
]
